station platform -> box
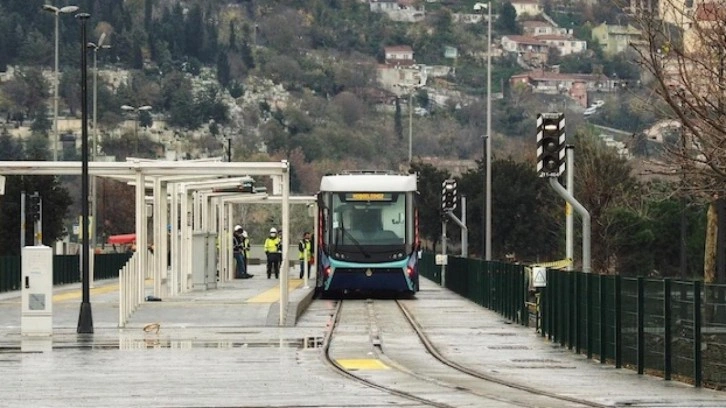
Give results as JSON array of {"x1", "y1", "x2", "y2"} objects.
[
  {"x1": 0, "y1": 269, "x2": 724, "y2": 407},
  {"x1": 0, "y1": 263, "x2": 316, "y2": 337}
]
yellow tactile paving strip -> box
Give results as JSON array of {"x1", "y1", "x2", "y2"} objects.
[
  {"x1": 246, "y1": 279, "x2": 303, "y2": 303},
  {"x1": 52, "y1": 282, "x2": 120, "y2": 302},
  {"x1": 336, "y1": 359, "x2": 390, "y2": 370}
]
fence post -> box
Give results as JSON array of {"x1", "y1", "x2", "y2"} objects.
[
  {"x1": 564, "y1": 271, "x2": 570, "y2": 348},
  {"x1": 615, "y1": 275, "x2": 622, "y2": 368},
  {"x1": 547, "y1": 269, "x2": 554, "y2": 341},
  {"x1": 555, "y1": 271, "x2": 565, "y2": 344},
  {"x1": 484, "y1": 261, "x2": 494, "y2": 310},
  {"x1": 694, "y1": 280, "x2": 702, "y2": 387},
  {"x1": 637, "y1": 277, "x2": 645, "y2": 375},
  {"x1": 521, "y1": 267, "x2": 527, "y2": 326},
  {"x1": 586, "y1": 273, "x2": 593, "y2": 359},
  {"x1": 575, "y1": 272, "x2": 580, "y2": 354},
  {"x1": 600, "y1": 273, "x2": 606, "y2": 363},
  {"x1": 569, "y1": 271, "x2": 576, "y2": 350},
  {"x1": 664, "y1": 278, "x2": 672, "y2": 381}
]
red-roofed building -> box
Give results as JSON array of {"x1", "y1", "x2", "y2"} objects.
[
  {"x1": 501, "y1": 35, "x2": 549, "y2": 65},
  {"x1": 510, "y1": 70, "x2": 613, "y2": 106}
]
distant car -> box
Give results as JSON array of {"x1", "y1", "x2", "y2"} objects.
[
  {"x1": 591, "y1": 100, "x2": 605, "y2": 108},
  {"x1": 583, "y1": 106, "x2": 598, "y2": 116}
]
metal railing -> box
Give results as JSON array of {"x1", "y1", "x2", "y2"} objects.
[
  {"x1": 418, "y1": 252, "x2": 726, "y2": 389},
  {"x1": 119, "y1": 253, "x2": 141, "y2": 328},
  {"x1": 0, "y1": 253, "x2": 132, "y2": 293}
]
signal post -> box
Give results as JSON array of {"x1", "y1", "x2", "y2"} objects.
[
  {"x1": 536, "y1": 112, "x2": 591, "y2": 273},
  {"x1": 438, "y1": 179, "x2": 468, "y2": 286}
]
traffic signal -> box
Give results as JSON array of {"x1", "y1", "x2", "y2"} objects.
[
  {"x1": 29, "y1": 193, "x2": 41, "y2": 221},
  {"x1": 536, "y1": 112, "x2": 565, "y2": 177},
  {"x1": 441, "y1": 179, "x2": 458, "y2": 211}
]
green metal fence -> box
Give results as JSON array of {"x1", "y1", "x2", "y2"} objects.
[
  {"x1": 0, "y1": 253, "x2": 132, "y2": 293},
  {"x1": 418, "y1": 252, "x2": 726, "y2": 389}
]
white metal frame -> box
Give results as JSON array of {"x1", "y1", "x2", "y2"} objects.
[{"x1": 0, "y1": 160, "x2": 292, "y2": 326}]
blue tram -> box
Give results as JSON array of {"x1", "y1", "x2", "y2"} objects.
[{"x1": 315, "y1": 171, "x2": 420, "y2": 297}]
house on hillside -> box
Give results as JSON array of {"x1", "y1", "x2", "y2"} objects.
[
  {"x1": 384, "y1": 45, "x2": 415, "y2": 66},
  {"x1": 369, "y1": 0, "x2": 425, "y2": 22},
  {"x1": 378, "y1": 45, "x2": 426, "y2": 94},
  {"x1": 591, "y1": 23, "x2": 644, "y2": 55},
  {"x1": 536, "y1": 35, "x2": 587, "y2": 56},
  {"x1": 511, "y1": 0, "x2": 542, "y2": 18},
  {"x1": 510, "y1": 70, "x2": 612, "y2": 107},
  {"x1": 501, "y1": 35, "x2": 550, "y2": 65},
  {"x1": 522, "y1": 20, "x2": 570, "y2": 36}
]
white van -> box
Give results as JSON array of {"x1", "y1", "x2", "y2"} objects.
[{"x1": 583, "y1": 106, "x2": 598, "y2": 116}]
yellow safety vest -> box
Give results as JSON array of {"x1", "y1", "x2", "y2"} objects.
[
  {"x1": 298, "y1": 239, "x2": 311, "y2": 260},
  {"x1": 264, "y1": 236, "x2": 281, "y2": 253}
]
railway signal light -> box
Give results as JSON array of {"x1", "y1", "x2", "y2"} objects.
[
  {"x1": 441, "y1": 179, "x2": 457, "y2": 211},
  {"x1": 536, "y1": 112, "x2": 565, "y2": 177},
  {"x1": 29, "y1": 193, "x2": 41, "y2": 221}
]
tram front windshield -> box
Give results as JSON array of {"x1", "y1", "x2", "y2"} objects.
[{"x1": 330, "y1": 192, "x2": 407, "y2": 250}]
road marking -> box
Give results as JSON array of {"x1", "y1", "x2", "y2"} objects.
[
  {"x1": 246, "y1": 279, "x2": 303, "y2": 303},
  {"x1": 337, "y1": 359, "x2": 389, "y2": 370}
]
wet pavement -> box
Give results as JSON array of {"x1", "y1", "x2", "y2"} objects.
[{"x1": 0, "y1": 264, "x2": 725, "y2": 407}]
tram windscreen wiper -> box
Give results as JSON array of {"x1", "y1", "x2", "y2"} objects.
[{"x1": 339, "y1": 218, "x2": 370, "y2": 258}]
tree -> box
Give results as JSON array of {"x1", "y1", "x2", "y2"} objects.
[
  {"x1": 1, "y1": 68, "x2": 50, "y2": 120},
  {"x1": 494, "y1": 2, "x2": 521, "y2": 35},
  {"x1": 98, "y1": 178, "x2": 136, "y2": 239},
  {"x1": 0, "y1": 129, "x2": 71, "y2": 255},
  {"x1": 333, "y1": 91, "x2": 365, "y2": 126},
  {"x1": 60, "y1": 70, "x2": 82, "y2": 117},
  {"x1": 572, "y1": 130, "x2": 640, "y2": 272},
  {"x1": 458, "y1": 157, "x2": 562, "y2": 261},
  {"x1": 629, "y1": 3, "x2": 726, "y2": 281},
  {"x1": 30, "y1": 108, "x2": 51, "y2": 136},
  {"x1": 630, "y1": 4, "x2": 726, "y2": 198},
  {"x1": 217, "y1": 51, "x2": 231, "y2": 87},
  {"x1": 184, "y1": 4, "x2": 205, "y2": 60},
  {"x1": 228, "y1": 20, "x2": 238, "y2": 51},
  {"x1": 409, "y1": 161, "x2": 451, "y2": 250}
]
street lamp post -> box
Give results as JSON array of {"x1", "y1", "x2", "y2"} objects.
[
  {"x1": 396, "y1": 81, "x2": 424, "y2": 167},
  {"x1": 88, "y1": 33, "x2": 110, "y2": 285},
  {"x1": 121, "y1": 104, "x2": 152, "y2": 156},
  {"x1": 42, "y1": 4, "x2": 79, "y2": 161},
  {"x1": 76, "y1": 11, "x2": 93, "y2": 334},
  {"x1": 408, "y1": 92, "x2": 413, "y2": 165},
  {"x1": 474, "y1": 2, "x2": 492, "y2": 260}
]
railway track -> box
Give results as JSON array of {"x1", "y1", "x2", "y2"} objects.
[{"x1": 322, "y1": 298, "x2": 611, "y2": 408}]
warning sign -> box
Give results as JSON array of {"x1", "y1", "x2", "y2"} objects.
[{"x1": 532, "y1": 267, "x2": 547, "y2": 288}]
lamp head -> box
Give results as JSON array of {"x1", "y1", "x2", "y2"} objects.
[
  {"x1": 473, "y1": 2, "x2": 488, "y2": 11},
  {"x1": 61, "y1": 6, "x2": 80, "y2": 14}
]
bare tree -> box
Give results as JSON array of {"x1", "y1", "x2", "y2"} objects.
[
  {"x1": 628, "y1": 2, "x2": 726, "y2": 282},
  {"x1": 630, "y1": 2, "x2": 726, "y2": 196}
]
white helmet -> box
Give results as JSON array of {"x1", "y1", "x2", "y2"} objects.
[
  {"x1": 234, "y1": 225, "x2": 242, "y2": 232},
  {"x1": 269, "y1": 227, "x2": 277, "y2": 234}
]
